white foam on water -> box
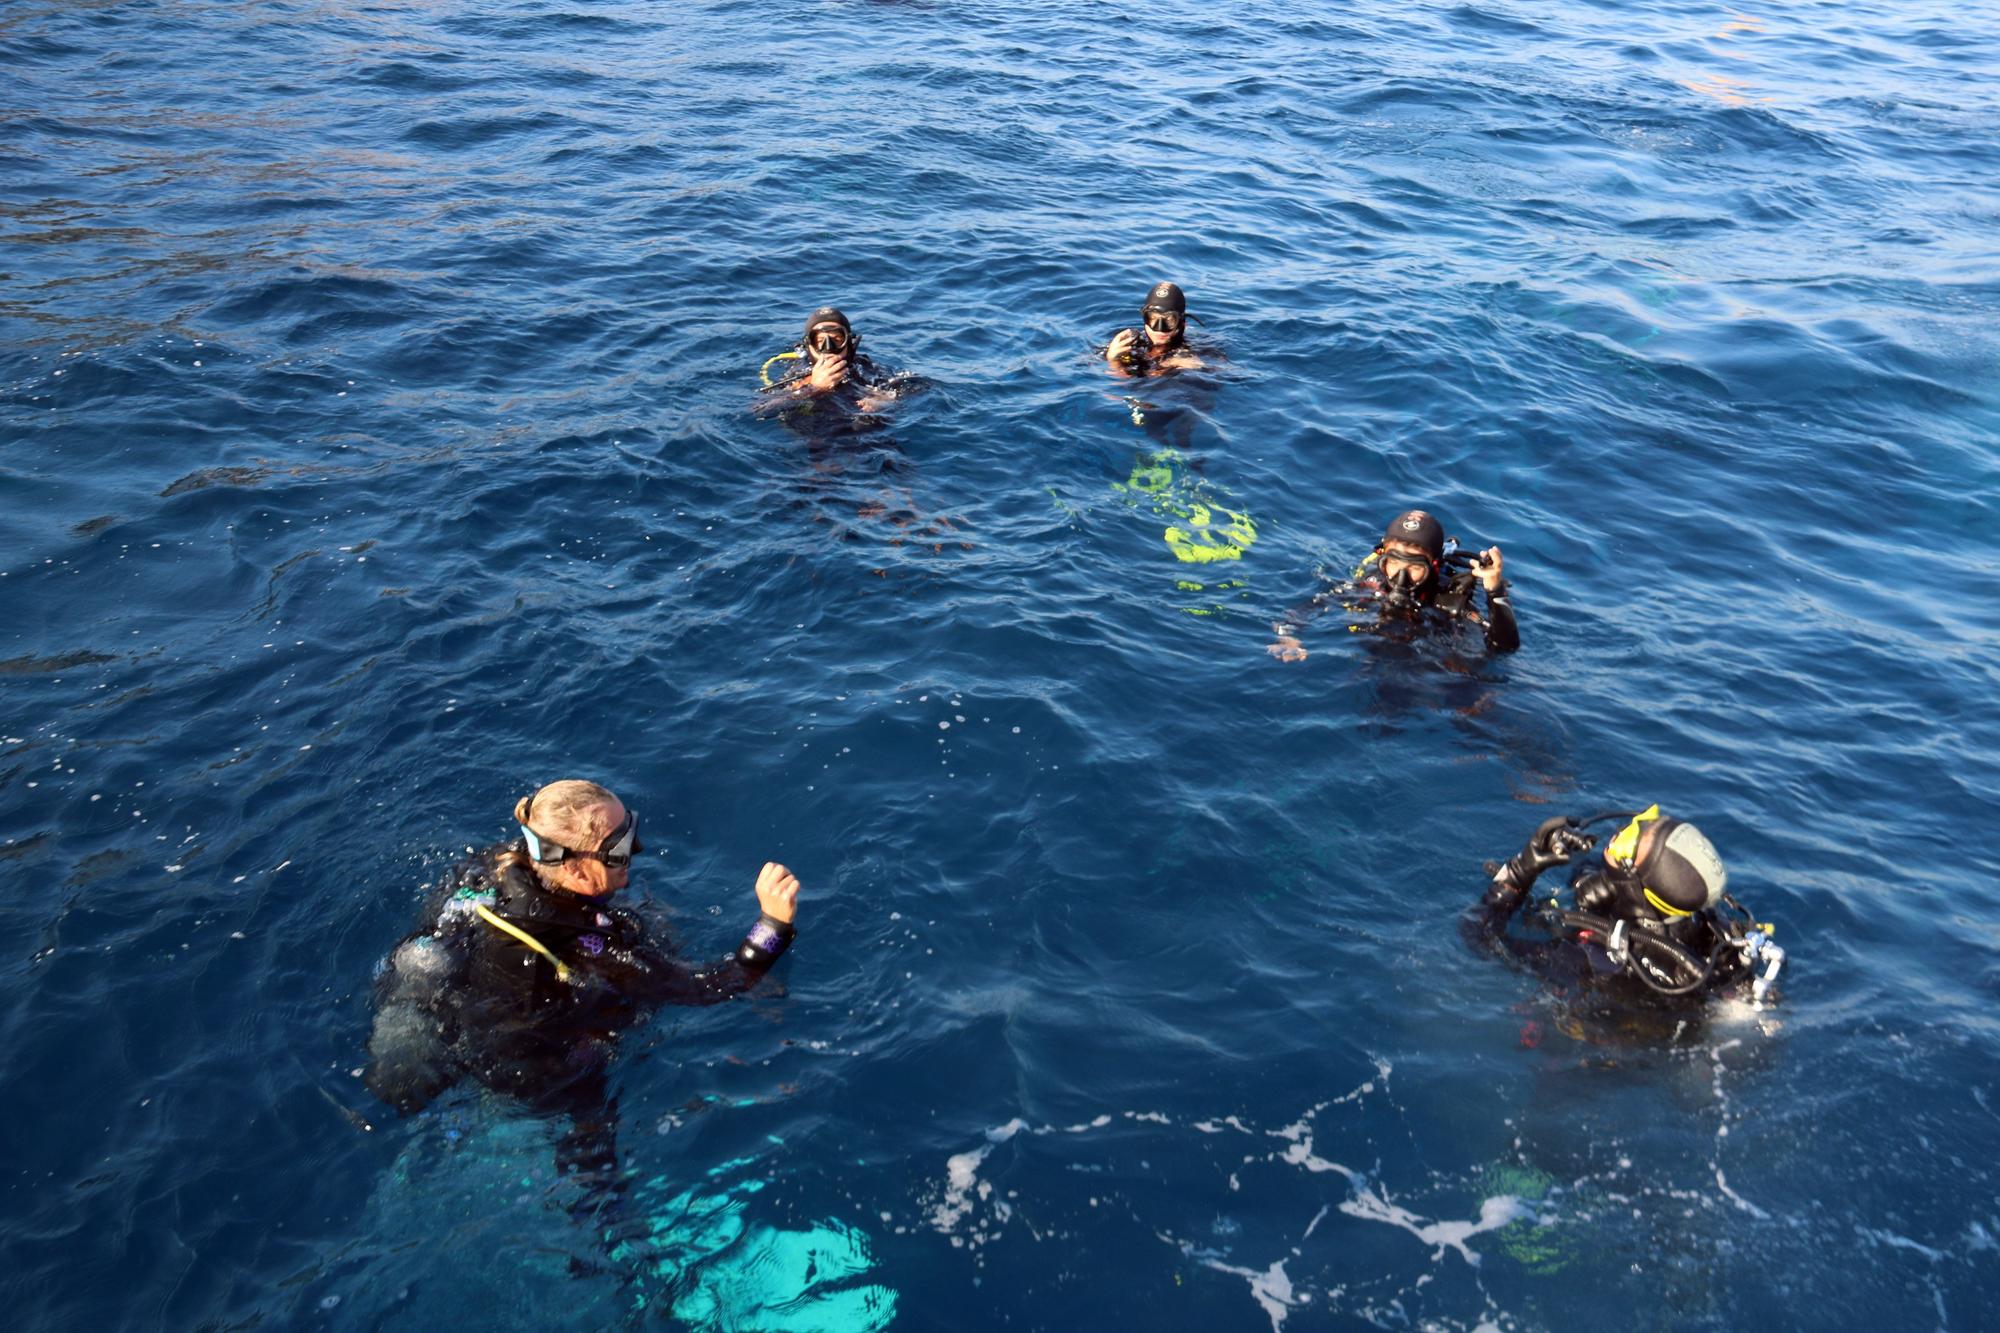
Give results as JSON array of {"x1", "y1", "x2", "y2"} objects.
[
  {"x1": 1706, "y1": 1039, "x2": 1771, "y2": 1218},
  {"x1": 1261, "y1": 1101, "x2": 1523, "y2": 1266},
  {"x1": 1189, "y1": 1255, "x2": 1301, "y2": 1333},
  {"x1": 1855, "y1": 1225, "x2": 1946, "y2": 1263},
  {"x1": 930, "y1": 1117, "x2": 1027, "y2": 1235},
  {"x1": 1340, "y1": 1191, "x2": 1525, "y2": 1266}
]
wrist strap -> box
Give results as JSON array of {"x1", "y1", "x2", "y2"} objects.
[
  {"x1": 1484, "y1": 873, "x2": 1528, "y2": 911},
  {"x1": 737, "y1": 914, "x2": 795, "y2": 966}
]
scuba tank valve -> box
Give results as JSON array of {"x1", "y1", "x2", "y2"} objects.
[{"x1": 1741, "y1": 930, "x2": 1784, "y2": 1005}]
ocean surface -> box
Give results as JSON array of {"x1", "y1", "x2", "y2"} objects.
[{"x1": 4, "y1": 0, "x2": 1998, "y2": 1328}]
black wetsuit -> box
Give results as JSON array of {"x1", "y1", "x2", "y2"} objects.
[
  {"x1": 1279, "y1": 565, "x2": 1520, "y2": 654},
  {"x1": 364, "y1": 844, "x2": 793, "y2": 1116},
  {"x1": 1461, "y1": 866, "x2": 1753, "y2": 1009}
]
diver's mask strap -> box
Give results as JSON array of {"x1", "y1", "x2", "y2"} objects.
[
  {"x1": 521, "y1": 809, "x2": 640, "y2": 869},
  {"x1": 1604, "y1": 804, "x2": 1662, "y2": 870}
]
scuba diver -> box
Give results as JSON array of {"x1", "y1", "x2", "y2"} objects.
[
  {"x1": 363, "y1": 780, "x2": 800, "y2": 1202},
  {"x1": 1268, "y1": 508, "x2": 1518, "y2": 661},
  {"x1": 752, "y1": 305, "x2": 957, "y2": 555},
  {"x1": 754, "y1": 306, "x2": 913, "y2": 417},
  {"x1": 1098, "y1": 282, "x2": 1250, "y2": 611},
  {"x1": 1104, "y1": 281, "x2": 1212, "y2": 378},
  {"x1": 1464, "y1": 806, "x2": 1785, "y2": 1009}
]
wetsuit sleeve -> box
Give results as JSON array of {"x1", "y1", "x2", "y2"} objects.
[
  {"x1": 1482, "y1": 584, "x2": 1520, "y2": 653},
  {"x1": 602, "y1": 914, "x2": 796, "y2": 1006},
  {"x1": 1457, "y1": 840, "x2": 1574, "y2": 972},
  {"x1": 752, "y1": 375, "x2": 813, "y2": 417},
  {"x1": 852, "y1": 358, "x2": 923, "y2": 400},
  {"x1": 1274, "y1": 580, "x2": 1345, "y2": 637},
  {"x1": 1460, "y1": 870, "x2": 1531, "y2": 956}
]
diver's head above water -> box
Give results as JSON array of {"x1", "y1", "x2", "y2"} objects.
[
  {"x1": 1595, "y1": 805, "x2": 1727, "y2": 921},
  {"x1": 513, "y1": 778, "x2": 640, "y2": 898},
  {"x1": 803, "y1": 306, "x2": 855, "y2": 360},
  {"x1": 1140, "y1": 281, "x2": 1186, "y2": 348},
  {"x1": 1375, "y1": 508, "x2": 1446, "y2": 612}
]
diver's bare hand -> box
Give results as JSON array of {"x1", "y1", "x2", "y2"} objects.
[
  {"x1": 1105, "y1": 329, "x2": 1138, "y2": 364},
  {"x1": 1267, "y1": 632, "x2": 1307, "y2": 663},
  {"x1": 756, "y1": 862, "x2": 800, "y2": 924},
  {"x1": 809, "y1": 355, "x2": 849, "y2": 393},
  {"x1": 1477, "y1": 546, "x2": 1505, "y2": 593}
]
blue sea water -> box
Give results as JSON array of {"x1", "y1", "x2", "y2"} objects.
[{"x1": 4, "y1": 0, "x2": 1999, "y2": 1327}]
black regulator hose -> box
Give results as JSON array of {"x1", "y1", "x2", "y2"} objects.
[{"x1": 1547, "y1": 910, "x2": 1713, "y2": 996}]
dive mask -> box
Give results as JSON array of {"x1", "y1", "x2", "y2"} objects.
[
  {"x1": 1377, "y1": 547, "x2": 1437, "y2": 591},
  {"x1": 522, "y1": 808, "x2": 642, "y2": 870},
  {"x1": 1603, "y1": 805, "x2": 1661, "y2": 873},
  {"x1": 1143, "y1": 310, "x2": 1184, "y2": 333},
  {"x1": 808, "y1": 326, "x2": 851, "y2": 355}
]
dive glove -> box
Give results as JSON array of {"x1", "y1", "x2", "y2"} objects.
[{"x1": 1488, "y1": 816, "x2": 1594, "y2": 896}]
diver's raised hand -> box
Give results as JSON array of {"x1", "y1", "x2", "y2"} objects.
[
  {"x1": 1491, "y1": 816, "x2": 1581, "y2": 892},
  {"x1": 1105, "y1": 329, "x2": 1139, "y2": 364},
  {"x1": 1526, "y1": 815, "x2": 1586, "y2": 866},
  {"x1": 1476, "y1": 546, "x2": 1506, "y2": 594},
  {"x1": 808, "y1": 354, "x2": 849, "y2": 393},
  {"x1": 756, "y1": 861, "x2": 800, "y2": 924}
]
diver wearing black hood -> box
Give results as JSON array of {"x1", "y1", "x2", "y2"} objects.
[
  {"x1": 1105, "y1": 281, "x2": 1211, "y2": 377},
  {"x1": 1462, "y1": 807, "x2": 1784, "y2": 1007},
  {"x1": 1269, "y1": 508, "x2": 1519, "y2": 660},
  {"x1": 755, "y1": 306, "x2": 914, "y2": 416}
]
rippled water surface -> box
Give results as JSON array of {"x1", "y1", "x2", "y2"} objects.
[{"x1": 5, "y1": 0, "x2": 1999, "y2": 1328}]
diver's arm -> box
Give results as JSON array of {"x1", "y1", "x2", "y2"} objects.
[
  {"x1": 1266, "y1": 582, "x2": 1343, "y2": 660},
  {"x1": 612, "y1": 914, "x2": 796, "y2": 1005},
  {"x1": 1482, "y1": 585, "x2": 1519, "y2": 653},
  {"x1": 1459, "y1": 817, "x2": 1571, "y2": 956},
  {"x1": 1460, "y1": 867, "x2": 1533, "y2": 955},
  {"x1": 1468, "y1": 547, "x2": 1518, "y2": 653},
  {"x1": 752, "y1": 383, "x2": 802, "y2": 416},
  {"x1": 617, "y1": 861, "x2": 801, "y2": 1006},
  {"x1": 852, "y1": 359, "x2": 907, "y2": 412},
  {"x1": 753, "y1": 371, "x2": 824, "y2": 417}
]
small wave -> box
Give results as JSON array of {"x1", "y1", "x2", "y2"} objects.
[{"x1": 0, "y1": 650, "x2": 116, "y2": 675}]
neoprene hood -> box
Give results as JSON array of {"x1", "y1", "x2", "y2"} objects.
[
  {"x1": 804, "y1": 306, "x2": 851, "y2": 340},
  {"x1": 1381, "y1": 509, "x2": 1446, "y2": 562}
]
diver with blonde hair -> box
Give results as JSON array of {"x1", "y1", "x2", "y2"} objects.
[{"x1": 363, "y1": 779, "x2": 799, "y2": 1117}]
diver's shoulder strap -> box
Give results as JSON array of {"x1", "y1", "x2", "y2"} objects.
[{"x1": 472, "y1": 902, "x2": 573, "y2": 984}]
